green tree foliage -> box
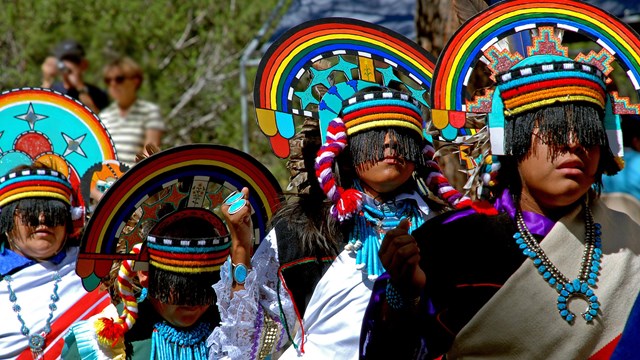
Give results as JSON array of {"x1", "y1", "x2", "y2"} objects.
[{"x1": 0, "y1": 0, "x2": 290, "y2": 186}]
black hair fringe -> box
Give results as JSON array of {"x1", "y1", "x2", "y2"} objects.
[
  {"x1": 0, "y1": 198, "x2": 71, "y2": 235},
  {"x1": 348, "y1": 127, "x2": 425, "y2": 167},
  {"x1": 148, "y1": 267, "x2": 219, "y2": 306}
]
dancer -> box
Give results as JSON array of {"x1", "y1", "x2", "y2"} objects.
[
  {"x1": 64, "y1": 144, "x2": 281, "y2": 359},
  {"x1": 209, "y1": 18, "x2": 470, "y2": 359},
  {"x1": 0, "y1": 87, "x2": 117, "y2": 359},
  {"x1": 364, "y1": 1, "x2": 640, "y2": 358}
]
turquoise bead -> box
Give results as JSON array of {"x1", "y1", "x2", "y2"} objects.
[
  {"x1": 566, "y1": 313, "x2": 575, "y2": 322},
  {"x1": 594, "y1": 248, "x2": 602, "y2": 255},
  {"x1": 519, "y1": 243, "x2": 527, "y2": 249},
  {"x1": 593, "y1": 253, "x2": 601, "y2": 260},
  {"x1": 516, "y1": 238, "x2": 524, "y2": 244},
  {"x1": 572, "y1": 279, "x2": 581, "y2": 290},
  {"x1": 591, "y1": 265, "x2": 599, "y2": 273},
  {"x1": 595, "y1": 229, "x2": 602, "y2": 235},
  {"x1": 560, "y1": 290, "x2": 570, "y2": 297},
  {"x1": 549, "y1": 278, "x2": 557, "y2": 285},
  {"x1": 556, "y1": 284, "x2": 564, "y2": 291},
  {"x1": 589, "y1": 273, "x2": 597, "y2": 279},
  {"x1": 584, "y1": 314, "x2": 593, "y2": 321},
  {"x1": 592, "y1": 303, "x2": 600, "y2": 309},
  {"x1": 595, "y1": 223, "x2": 601, "y2": 229},
  {"x1": 580, "y1": 283, "x2": 589, "y2": 293},
  {"x1": 586, "y1": 289, "x2": 594, "y2": 296},
  {"x1": 589, "y1": 309, "x2": 598, "y2": 316},
  {"x1": 528, "y1": 251, "x2": 537, "y2": 258},
  {"x1": 513, "y1": 232, "x2": 522, "y2": 239},
  {"x1": 557, "y1": 303, "x2": 567, "y2": 310},
  {"x1": 538, "y1": 265, "x2": 546, "y2": 273},
  {"x1": 590, "y1": 295, "x2": 598, "y2": 302},
  {"x1": 533, "y1": 258, "x2": 542, "y2": 265},
  {"x1": 565, "y1": 283, "x2": 574, "y2": 292},
  {"x1": 558, "y1": 296, "x2": 567, "y2": 303},
  {"x1": 543, "y1": 272, "x2": 551, "y2": 279},
  {"x1": 560, "y1": 309, "x2": 569, "y2": 317},
  {"x1": 593, "y1": 260, "x2": 600, "y2": 267},
  {"x1": 588, "y1": 279, "x2": 596, "y2": 286}
]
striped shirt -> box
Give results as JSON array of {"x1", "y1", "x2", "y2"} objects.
[{"x1": 99, "y1": 99, "x2": 165, "y2": 167}]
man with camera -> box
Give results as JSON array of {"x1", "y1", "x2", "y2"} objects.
[{"x1": 41, "y1": 40, "x2": 109, "y2": 114}]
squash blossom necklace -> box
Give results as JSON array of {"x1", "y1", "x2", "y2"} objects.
[
  {"x1": 514, "y1": 203, "x2": 601, "y2": 323},
  {"x1": 4, "y1": 271, "x2": 62, "y2": 359}
]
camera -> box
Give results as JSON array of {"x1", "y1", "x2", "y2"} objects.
[{"x1": 57, "y1": 60, "x2": 70, "y2": 74}]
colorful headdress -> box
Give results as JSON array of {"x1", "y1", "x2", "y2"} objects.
[
  {"x1": 428, "y1": 0, "x2": 640, "y2": 197},
  {"x1": 0, "y1": 168, "x2": 74, "y2": 208},
  {"x1": 254, "y1": 18, "x2": 471, "y2": 220},
  {"x1": 76, "y1": 144, "x2": 282, "y2": 346},
  {"x1": 0, "y1": 88, "x2": 122, "y2": 222}
]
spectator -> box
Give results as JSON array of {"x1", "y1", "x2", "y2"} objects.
[
  {"x1": 41, "y1": 39, "x2": 110, "y2": 113},
  {"x1": 603, "y1": 115, "x2": 640, "y2": 201},
  {"x1": 99, "y1": 57, "x2": 165, "y2": 168}
]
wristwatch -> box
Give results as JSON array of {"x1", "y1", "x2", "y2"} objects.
[{"x1": 232, "y1": 263, "x2": 249, "y2": 285}]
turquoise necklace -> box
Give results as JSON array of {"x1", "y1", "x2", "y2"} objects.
[
  {"x1": 346, "y1": 191, "x2": 424, "y2": 280},
  {"x1": 514, "y1": 204, "x2": 601, "y2": 323},
  {"x1": 150, "y1": 320, "x2": 211, "y2": 360},
  {"x1": 4, "y1": 271, "x2": 61, "y2": 359}
]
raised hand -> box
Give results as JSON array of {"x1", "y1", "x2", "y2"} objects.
[{"x1": 379, "y1": 218, "x2": 426, "y2": 299}]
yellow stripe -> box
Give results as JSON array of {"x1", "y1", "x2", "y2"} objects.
[
  {"x1": 270, "y1": 33, "x2": 433, "y2": 108},
  {"x1": 346, "y1": 120, "x2": 422, "y2": 136},
  {"x1": 150, "y1": 260, "x2": 222, "y2": 273},
  {"x1": 504, "y1": 95, "x2": 604, "y2": 116},
  {"x1": 0, "y1": 191, "x2": 70, "y2": 208},
  {"x1": 445, "y1": 7, "x2": 640, "y2": 108}
]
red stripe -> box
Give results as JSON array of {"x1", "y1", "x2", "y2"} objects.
[
  {"x1": 17, "y1": 288, "x2": 111, "y2": 359},
  {"x1": 148, "y1": 248, "x2": 230, "y2": 260},
  {"x1": 501, "y1": 77, "x2": 605, "y2": 99},
  {"x1": 589, "y1": 334, "x2": 621, "y2": 360},
  {"x1": 0, "y1": 179, "x2": 72, "y2": 196}
]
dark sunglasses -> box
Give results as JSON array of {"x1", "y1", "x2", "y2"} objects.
[{"x1": 104, "y1": 75, "x2": 131, "y2": 85}]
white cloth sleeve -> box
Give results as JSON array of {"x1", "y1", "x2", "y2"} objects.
[{"x1": 208, "y1": 228, "x2": 297, "y2": 359}]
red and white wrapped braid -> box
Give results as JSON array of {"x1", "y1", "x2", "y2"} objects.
[
  {"x1": 94, "y1": 243, "x2": 143, "y2": 347},
  {"x1": 422, "y1": 143, "x2": 472, "y2": 209},
  {"x1": 315, "y1": 117, "x2": 364, "y2": 222}
]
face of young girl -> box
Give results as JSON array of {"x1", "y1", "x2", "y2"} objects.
[
  {"x1": 149, "y1": 297, "x2": 211, "y2": 328},
  {"x1": 518, "y1": 128, "x2": 601, "y2": 211},
  {"x1": 355, "y1": 132, "x2": 415, "y2": 198}
]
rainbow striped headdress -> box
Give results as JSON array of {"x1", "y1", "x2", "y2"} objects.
[
  {"x1": 80, "y1": 145, "x2": 282, "y2": 347},
  {"x1": 0, "y1": 168, "x2": 83, "y2": 222},
  {"x1": 428, "y1": 0, "x2": 640, "y2": 197},
  {"x1": 0, "y1": 169, "x2": 73, "y2": 207},
  {"x1": 341, "y1": 91, "x2": 424, "y2": 138}
]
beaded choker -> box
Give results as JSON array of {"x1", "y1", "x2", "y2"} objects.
[
  {"x1": 150, "y1": 320, "x2": 211, "y2": 360},
  {"x1": 514, "y1": 204, "x2": 602, "y2": 323},
  {"x1": 346, "y1": 193, "x2": 425, "y2": 280},
  {"x1": 4, "y1": 271, "x2": 61, "y2": 359}
]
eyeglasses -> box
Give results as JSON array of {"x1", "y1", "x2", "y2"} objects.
[{"x1": 104, "y1": 75, "x2": 131, "y2": 85}]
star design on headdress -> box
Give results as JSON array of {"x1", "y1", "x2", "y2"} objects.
[
  {"x1": 14, "y1": 103, "x2": 48, "y2": 130},
  {"x1": 378, "y1": 66, "x2": 401, "y2": 87},
  {"x1": 405, "y1": 85, "x2": 427, "y2": 106},
  {"x1": 62, "y1": 132, "x2": 87, "y2": 157},
  {"x1": 308, "y1": 66, "x2": 335, "y2": 89},
  {"x1": 295, "y1": 85, "x2": 319, "y2": 111},
  {"x1": 332, "y1": 56, "x2": 358, "y2": 81}
]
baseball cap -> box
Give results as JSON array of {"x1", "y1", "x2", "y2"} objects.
[{"x1": 53, "y1": 39, "x2": 85, "y2": 63}]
